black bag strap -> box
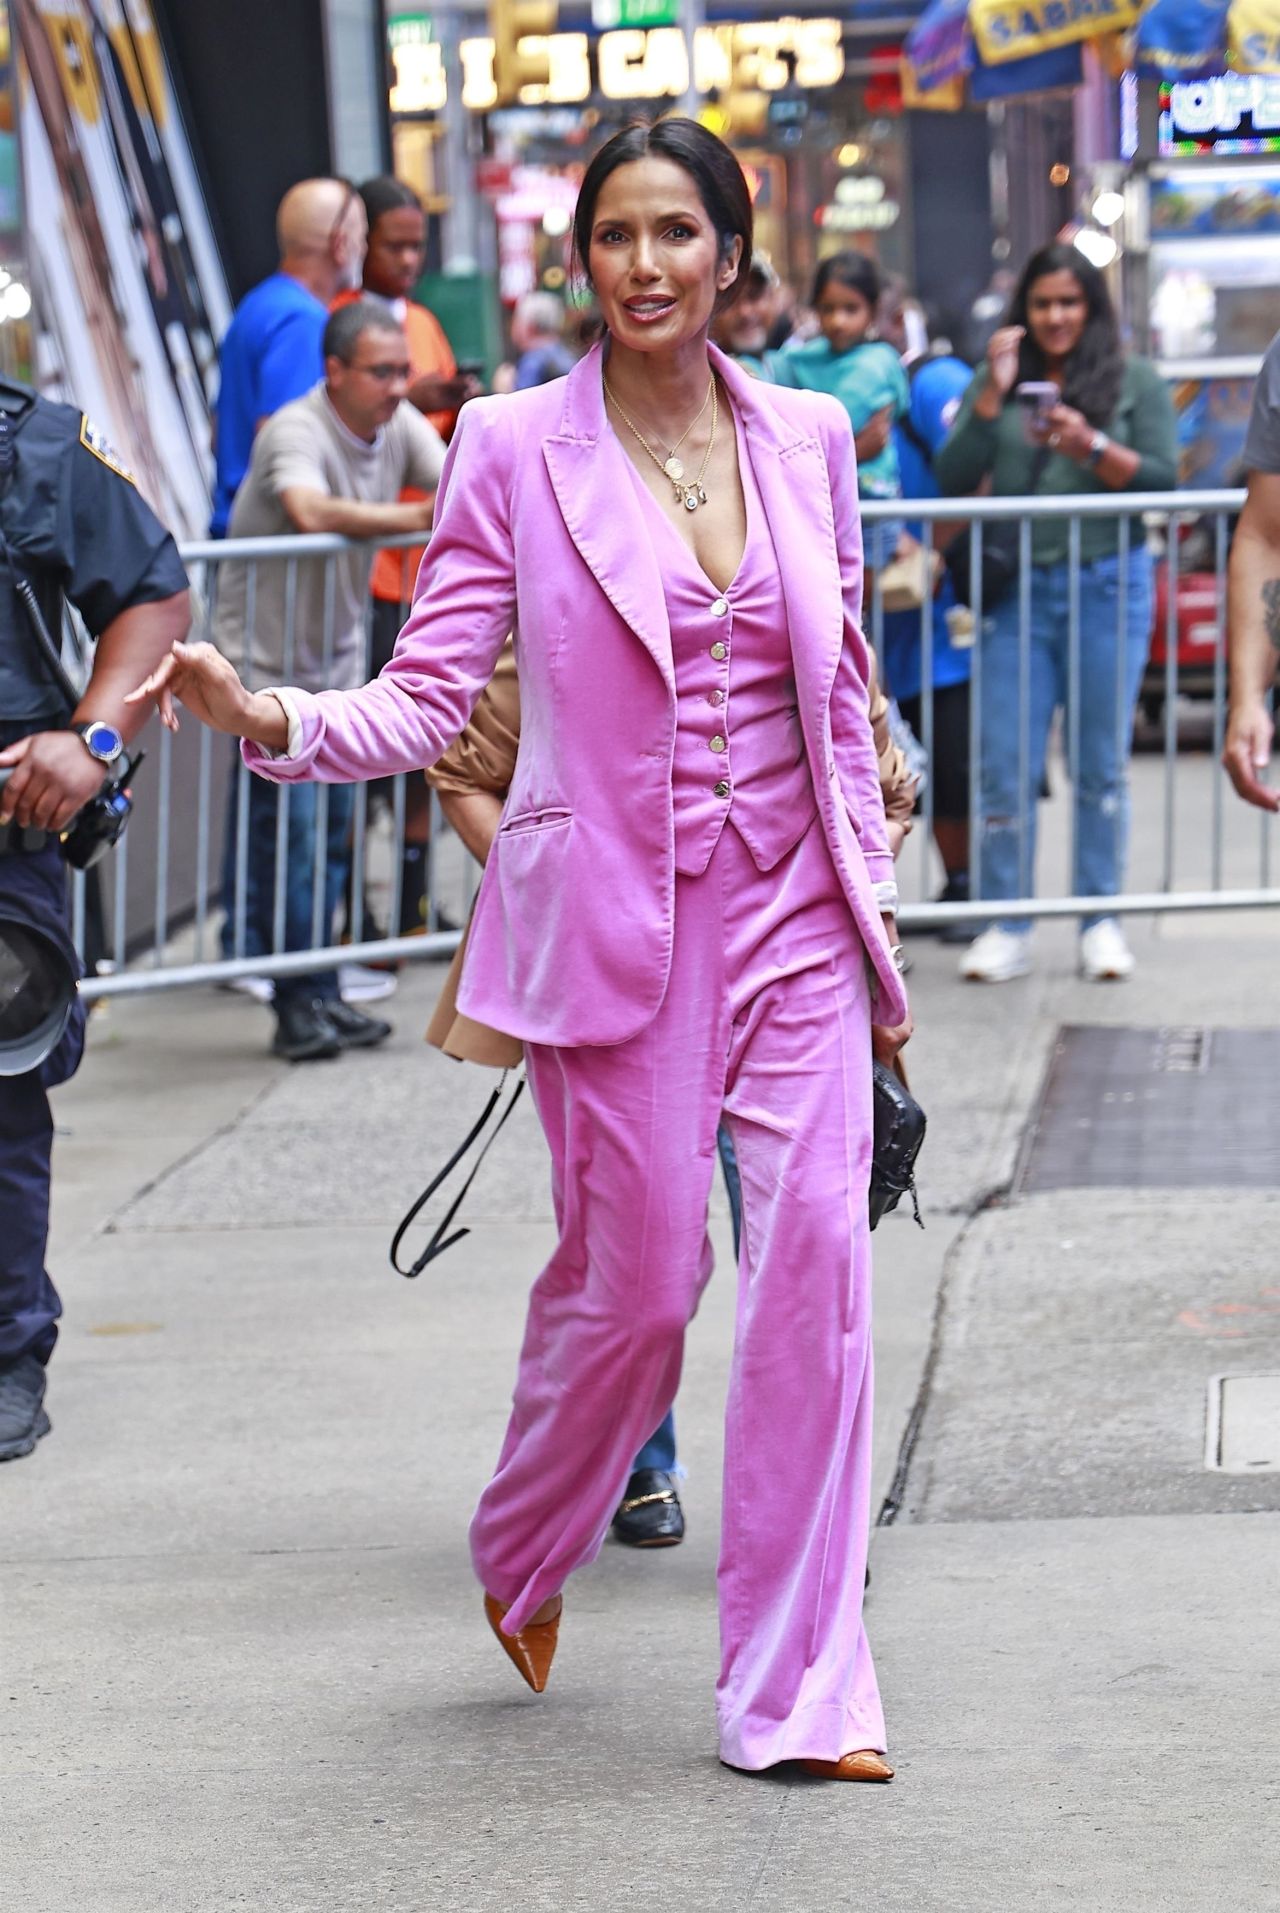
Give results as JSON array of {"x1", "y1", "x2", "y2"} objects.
[
  {"x1": 390, "y1": 1069, "x2": 526, "y2": 1278},
  {"x1": 1026, "y1": 441, "x2": 1054, "y2": 493}
]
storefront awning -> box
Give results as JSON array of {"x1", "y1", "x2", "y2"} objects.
[
  {"x1": 905, "y1": 0, "x2": 1096, "y2": 91},
  {"x1": 907, "y1": 0, "x2": 1280, "y2": 97},
  {"x1": 1136, "y1": 0, "x2": 1280, "y2": 75},
  {"x1": 968, "y1": 0, "x2": 1143, "y2": 66}
]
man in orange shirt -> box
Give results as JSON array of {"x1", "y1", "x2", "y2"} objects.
[{"x1": 333, "y1": 177, "x2": 481, "y2": 933}]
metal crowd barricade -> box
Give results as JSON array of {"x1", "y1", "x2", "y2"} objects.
[
  {"x1": 861, "y1": 486, "x2": 1279, "y2": 935},
  {"x1": 75, "y1": 527, "x2": 469, "y2": 1003},
  {"x1": 73, "y1": 490, "x2": 1276, "y2": 1004}
]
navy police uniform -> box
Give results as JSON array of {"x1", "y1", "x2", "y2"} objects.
[{"x1": 0, "y1": 382, "x2": 187, "y2": 1373}]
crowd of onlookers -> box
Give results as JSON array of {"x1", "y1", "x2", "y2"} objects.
[{"x1": 208, "y1": 167, "x2": 1182, "y2": 1060}]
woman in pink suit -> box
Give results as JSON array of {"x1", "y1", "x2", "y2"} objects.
[{"x1": 129, "y1": 119, "x2": 912, "y2": 1782}]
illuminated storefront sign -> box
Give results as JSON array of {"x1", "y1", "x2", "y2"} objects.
[
  {"x1": 389, "y1": 18, "x2": 845, "y2": 112},
  {"x1": 1159, "y1": 73, "x2": 1280, "y2": 156},
  {"x1": 817, "y1": 175, "x2": 900, "y2": 232}
]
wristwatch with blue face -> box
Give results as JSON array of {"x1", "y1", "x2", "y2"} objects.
[{"x1": 72, "y1": 720, "x2": 125, "y2": 766}]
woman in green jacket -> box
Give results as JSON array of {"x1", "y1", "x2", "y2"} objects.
[{"x1": 934, "y1": 243, "x2": 1177, "y2": 984}]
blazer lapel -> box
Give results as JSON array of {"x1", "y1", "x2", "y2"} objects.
[
  {"x1": 543, "y1": 344, "x2": 674, "y2": 692},
  {"x1": 717, "y1": 348, "x2": 845, "y2": 716}
]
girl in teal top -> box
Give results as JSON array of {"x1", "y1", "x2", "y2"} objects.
[{"x1": 771, "y1": 252, "x2": 910, "y2": 565}]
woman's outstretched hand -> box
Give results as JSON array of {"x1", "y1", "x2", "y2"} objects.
[{"x1": 125, "y1": 641, "x2": 288, "y2": 750}]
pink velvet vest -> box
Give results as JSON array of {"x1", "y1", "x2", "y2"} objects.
[{"x1": 624, "y1": 411, "x2": 818, "y2": 878}]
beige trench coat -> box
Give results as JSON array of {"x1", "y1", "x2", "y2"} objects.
[{"x1": 423, "y1": 639, "x2": 915, "y2": 1068}]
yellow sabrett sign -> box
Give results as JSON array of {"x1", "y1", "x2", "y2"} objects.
[
  {"x1": 1232, "y1": 0, "x2": 1280, "y2": 73},
  {"x1": 970, "y1": 0, "x2": 1143, "y2": 66}
]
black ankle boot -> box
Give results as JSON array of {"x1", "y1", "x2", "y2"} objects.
[{"x1": 272, "y1": 998, "x2": 341, "y2": 1062}]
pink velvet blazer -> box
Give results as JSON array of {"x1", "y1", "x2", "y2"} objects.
[{"x1": 244, "y1": 342, "x2": 910, "y2": 1047}]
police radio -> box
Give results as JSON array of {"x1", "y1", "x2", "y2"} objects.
[{"x1": 0, "y1": 409, "x2": 142, "y2": 867}]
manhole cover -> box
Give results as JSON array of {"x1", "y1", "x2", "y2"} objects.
[
  {"x1": 1016, "y1": 1026, "x2": 1280, "y2": 1193},
  {"x1": 1206, "y1": 1374, "x2": 1280, "y2": 1473}
]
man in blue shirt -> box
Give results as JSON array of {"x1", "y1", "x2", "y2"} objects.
[
  {"x1": 879, "y1": 293, "x2": 976, "y2": 934},
  {"x1": 211, "y1": 178, "x2": 368, "y2": 535}
]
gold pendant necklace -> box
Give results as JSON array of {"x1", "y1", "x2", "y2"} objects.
[{"x1": 604, "y1": 373, "x2": 718, "y2": 512}]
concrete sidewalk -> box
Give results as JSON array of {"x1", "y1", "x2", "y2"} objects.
[{"x1": 4, "y1": 913, "x2": 1279, "y2": 1911}]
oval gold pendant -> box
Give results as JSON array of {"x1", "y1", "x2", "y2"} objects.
[{"x1": 664, "y1": 456, "x2": 684, "y2": 481}]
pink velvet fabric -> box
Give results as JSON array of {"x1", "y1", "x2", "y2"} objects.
[
  {"x1": 623, "y1": 412, "x2": 817, "y2": 878},
  {"x1": 240, "y1": 343, "x2": 909, "y2": 1046},
  {"x1": 469, "y1": 817, "x2": 883, "y2": 1771}
]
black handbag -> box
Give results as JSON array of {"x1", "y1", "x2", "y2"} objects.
[
  {"x1": 869, "y1": 1060, "x2": 926, "y2": 1230},
  {"x1": 391, "y1": 1057, "x2": 924, "y2": 1271},
  {"x1": 942, "y1": 445, "x2": 1052, "y2": 613},
  {"x1": 943, "y1": 522, "x2": 1019, "y2": 612}
]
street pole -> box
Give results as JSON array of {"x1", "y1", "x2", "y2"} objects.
[
  {"x1": 678, "y1": 0, "x2": 705, "y2": 119},
  {"x1": 439, "y1": 7, "x2": 485, "y2": 274}
]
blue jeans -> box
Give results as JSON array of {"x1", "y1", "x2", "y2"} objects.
[
  {"x1": 629, "y1": 1124, "x2": 742, "y2": 1475},
  {"x1": 976, "y1": 548, "x2": 1153, "y2": 932},
  {"x1": 227, "y1": 773, "x2": 356, "y2": 1009}
]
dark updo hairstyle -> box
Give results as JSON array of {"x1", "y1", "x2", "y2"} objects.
[
  {"x1": 571, "y1": 116, "x2": 753, "y2": 312},
  {"x1": 1006, "y1": 241, "x2": 1123, "y2": 427},
  {"x1": 811, "y1": 250, "x2": 883, "y2": 311},
  {"x1": 359, "y1": 175, "x2": 423, "y2": 231}
]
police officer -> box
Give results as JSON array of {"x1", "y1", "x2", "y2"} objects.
[{"x1": 0, "y1": 375, "x2": 189, "y2": 1463}]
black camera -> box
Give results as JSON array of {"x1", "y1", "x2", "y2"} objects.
[
  {"x1": 59, "y1": 752, "x2": 143, "y2": 869},
  {"x1": 0, "y1": 752, "x2": 141, "y2": 869}
]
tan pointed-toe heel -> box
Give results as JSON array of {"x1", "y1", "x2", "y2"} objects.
[
  {"x1": 799, "y1": 1750, "x2": 895, "y2": 1783},
  {"x1": 483, "y1": 1592, "x2": 562, "y2": 1693}
]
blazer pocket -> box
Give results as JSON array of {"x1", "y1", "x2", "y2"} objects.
[{"x1": 498, "y1": 805, "x2": 573, "y2": 838}]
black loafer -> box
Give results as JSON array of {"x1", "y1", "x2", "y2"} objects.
[{"x1": 611, "y1": 1468, "x2": 685, "y2": 1548}]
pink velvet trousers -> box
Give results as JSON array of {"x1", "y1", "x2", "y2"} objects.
[{"x1": 468, "y1": 815, "x2": 883, "y2": 1769}]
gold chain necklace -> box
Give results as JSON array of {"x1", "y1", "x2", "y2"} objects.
[{"x1": 604, "y1": 373, "x2": 718, "y2": 513}]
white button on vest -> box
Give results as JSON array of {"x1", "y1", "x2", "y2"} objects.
[{"x1": 710, "y1": 599, "x2": 728, "y2": 618}]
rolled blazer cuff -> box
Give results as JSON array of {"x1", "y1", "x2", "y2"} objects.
[
  {"x1": 241, "y1": 687, "x2": 326, "y2": 782},
  {"x1": 862, "y1": 848, "x2": 896, "y2": 889}
]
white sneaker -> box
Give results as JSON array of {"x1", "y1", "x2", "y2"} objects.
[
  {"x1": 1079, "y1": 919, "x2": 1134, "y2": 982},
  {"x1": 960, "y1": 926, "x2": 1032, "y2": 983},
  {"x1": 339, "y1": 963, "x2": 398, "y2": 1003}
]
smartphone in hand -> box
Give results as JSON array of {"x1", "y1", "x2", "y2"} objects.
[{"x1": 1015, "y1": 380, "x2": 1058, "y2": 446}]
